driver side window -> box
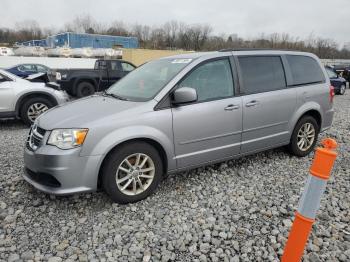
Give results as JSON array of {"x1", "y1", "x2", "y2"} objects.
[
  {"x1": 36, "y1": 65, "x2": 48, "y2": 73},
  {"x1": 178, "y1": 58, "x2": 234, "y2": 102},
  {"x1": 121, "y1": 62, "x2": 135, "y2": 72}
]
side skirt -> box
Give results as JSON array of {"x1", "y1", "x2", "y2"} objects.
[{"x1": 167, "y1": 141, "x2": 290, "y2": 175}]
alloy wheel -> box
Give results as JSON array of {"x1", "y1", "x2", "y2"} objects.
[
  {"x1": 27, "y1": 103, "x2": 49, "y2": 122},
  {"x1": 297, "y1": 123, "x2": 316, "y2": 151},
  {"x1": 116, "y1": 153, "x2": 155, "y2": 196}
]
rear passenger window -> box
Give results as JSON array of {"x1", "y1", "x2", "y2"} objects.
[
  {"x1": 238, "y1": 56, "x2": 286, "y2": 95},
  {"x1": 286, "y1": 55, "x2": 325, "y2": 86}
]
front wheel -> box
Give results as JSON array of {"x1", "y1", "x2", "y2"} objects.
[
  {"x1": 102, "y1": 142, "x2": 163, "y2": 204},
  {"x1": 288, "y1": 116, "x2": 319, "y2": 157},
  {"x1": 20, "y1": 97, "x2": 54, "y2": 126}
]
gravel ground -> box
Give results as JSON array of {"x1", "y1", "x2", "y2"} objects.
[{"x1": 0, "y1": 93, "x2": 349, "y2": 262}]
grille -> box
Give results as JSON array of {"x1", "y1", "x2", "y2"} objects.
[
  {"x1": 25, "y1": 168, "x2": 61, "y2": 187},
  {"x1": 26, "y1": 124, "x2": 46, "y2": 151}
]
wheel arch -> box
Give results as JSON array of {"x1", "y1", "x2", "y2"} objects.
[
  {"x1": 290, "y1": 106, "x2": 322, "y2": 137},
  {"x1": 15, "y1": 91, "x2": 58, "y2": 117},
  {"x1": 97, "y1": 137, "x2": 169, "y2": 188},
  {"x1": 73, "y1": 78, "x2": 98, "y2": 92},
  {"x1": 302, "y1": 110, "x2": 322, "y2": 130}
]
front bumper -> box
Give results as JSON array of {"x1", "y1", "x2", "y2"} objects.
[
  {"x1": 23, "y1": 145, "x2": 102, "y2": 195},
  {"x1": 321, "y1": 108, "x2": 335, "y2": 132},
  {"x1": 56, "y1": 80, "x2": 71, "y2": 92}
]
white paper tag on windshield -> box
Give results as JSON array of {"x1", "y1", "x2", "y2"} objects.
[{"x1": 171, "y1": 59, "x2": 192, "y2": 64}]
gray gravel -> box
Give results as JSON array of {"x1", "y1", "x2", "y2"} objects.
[{"x1": 0, "y1": 93, "x2": 349, "y2": 262}]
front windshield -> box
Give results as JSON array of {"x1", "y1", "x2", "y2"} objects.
[
  {"x1": 106, "y1": 58, "x2": 193, "y2": 101},
  {"x1": 1, "y1": 70, "x2": 17, "y2": 80}
]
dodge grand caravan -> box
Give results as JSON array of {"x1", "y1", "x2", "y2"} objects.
[{"x1": 24, "y1": 50, "x2": 334, "y2": 203}]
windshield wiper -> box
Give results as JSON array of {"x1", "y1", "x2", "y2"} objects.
[{"x1": 102, "y1": 91, "x2": 129, "y2": 101}]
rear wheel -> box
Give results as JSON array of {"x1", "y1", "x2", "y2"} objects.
[
  {"x1": 76, "y1": 81, "x2": 95, "y2": 98},
  {"x1": 20, "y1": 97, "x2": 54, "y2": 126},
  {"x1": 102, "y1": 142, "x2": 163, "y2": 204},
  {"x1": 288, "y1": 116, "x2": 319, "y2": 157},
  {"x1": 339, "y1": 84, "x2": 346, "y2": 95}
]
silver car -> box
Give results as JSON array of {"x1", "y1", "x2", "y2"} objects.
[
  {"x1": 23, "y1": 50, "x2": 334, "y2": 203},
  {"x1": 0, "y1": 69, "x2": 69, "y2": 125}
]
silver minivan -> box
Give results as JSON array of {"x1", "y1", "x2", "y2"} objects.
[{"x1": 24, "y1": 50, "x2": 335, "y2": 203}]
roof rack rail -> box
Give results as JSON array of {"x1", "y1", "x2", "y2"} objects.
[{"x1": 218, "y1": 48, "x2": 298, "y2": 52}]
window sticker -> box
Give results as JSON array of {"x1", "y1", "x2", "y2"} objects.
[{"x1": 171, "y1": 59, "x2": 193, "y2": 64}]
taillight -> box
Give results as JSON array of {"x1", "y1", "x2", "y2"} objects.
[{"x1": 329, "y1": 85, "x2": 335, "y2": 103}]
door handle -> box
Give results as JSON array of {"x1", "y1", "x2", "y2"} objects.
[
  {"x1": 245, "y1": 100, "x2": 259, "y2": 107},
  {"x1": 224, "y1": 104, "x2": 240, "y2": 111}
]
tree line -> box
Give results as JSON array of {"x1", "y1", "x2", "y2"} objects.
[{"x1": 1, "y1": 15, "x2": 349, "y2": 59}]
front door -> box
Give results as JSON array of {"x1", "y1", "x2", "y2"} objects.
[
  {"x1": 172, "y1": 58, "x2": 242, "y2": 168},
  {"x1": 237, "y1": 55, "x2": 297, "y2": 153}
]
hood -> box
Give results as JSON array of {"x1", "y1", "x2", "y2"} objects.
[
  {"x1": 37, "y1": 95, "x2": 144, "y2": 130},
  {"x1": 26, "y1": 72, "x2": 50, "y2": 84},
  {"x1": 26, "y1": 72, "x2": 46, "y2": 80}
]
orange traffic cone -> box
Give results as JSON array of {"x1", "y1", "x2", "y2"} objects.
[{"x1": 281, "y1": 138, "x2": 337, "y2": 262}]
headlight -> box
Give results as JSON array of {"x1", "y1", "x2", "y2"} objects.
[
  {"x1": 47, "y1": 129, "x2": 88, "y2": 149},
  {"x1": 61, "y1": 74, "x2": 67, "y2": 79}
]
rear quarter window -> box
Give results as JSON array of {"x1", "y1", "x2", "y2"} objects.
[{"x1": 286, "y1": 55, "x2": 325, "y2": 86}]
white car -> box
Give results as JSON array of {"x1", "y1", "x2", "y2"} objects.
[{"x1": 0, "y1": 69, "x2": 69, "y2": 125}]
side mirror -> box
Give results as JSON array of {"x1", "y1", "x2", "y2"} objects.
[{"x1": 172, "y1": 87, "x2": 197, "y2": 105}]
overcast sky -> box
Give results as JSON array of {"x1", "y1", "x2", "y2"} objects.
[{"x1": 1, "y1": 0, "x2": 349, "y2": 46}]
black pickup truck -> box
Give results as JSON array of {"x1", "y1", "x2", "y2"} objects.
[{"x1": 49, "y1": 59, "x2": 136, "y2": 97}]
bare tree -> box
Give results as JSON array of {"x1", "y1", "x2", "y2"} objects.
[
  {"x1": 15, "y1": 20, "x2": 42, "y2": 41},
  {"x1": 163, "y1": 21, "x2": 179, "y2": 49},
  {"x1": 1, "y1": 17, "x2": 349, "y2": 59},
  {"x1": 64, "y1": 14, "x2": 98, "y2": 34},
  {"x1": 131, "y1": 24, "x2": 151, "y2": 48},
  {"x1": 107, "y1": 21, "x2": 129, "y2": 36}
]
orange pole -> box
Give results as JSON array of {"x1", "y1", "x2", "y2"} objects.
[
  {"x1": 281, "y1": 138, "x2": 337, "y2": 262},
  {"x1": 281, "y1": 213, "x2": 314, "y2": 261}
]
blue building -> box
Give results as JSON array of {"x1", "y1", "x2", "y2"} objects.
[{"x1": 18, "y1": 32, "x2": 138, "y2": 49}]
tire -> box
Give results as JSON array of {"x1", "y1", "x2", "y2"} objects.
[
  {"x1": 339, "y1": 84, "x2": 346, "y2": 95},
  {"x1": 76, "y1": 81, "x2": 95, "y2": 98},
  {"x1": 288, "y1": 116, "x2": 319, "y2": 157},
  {"x1": 20, "y1": 97, "x2": 54, "y2": 126},
  {"x1": 102, "y1": 142, "x2": 163, "y2": 204}
]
